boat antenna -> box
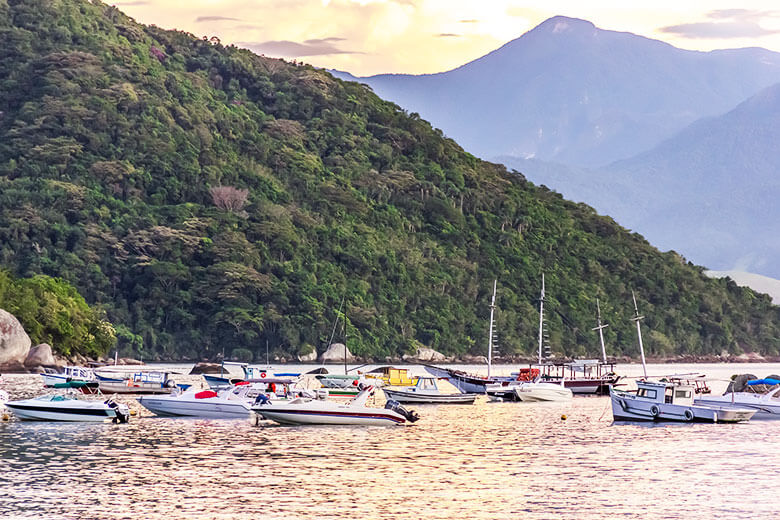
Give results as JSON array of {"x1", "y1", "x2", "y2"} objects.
[
  {"x1": 630, "y1": 290, "x2": 647, "y2": 379},
  {"x1": 487, "y1": 279, "x2": 497, "y2": 379},
  {"x1": 592, "y1": 298, "x2": 609, "y2": 364},
  {"x1": 266, "y1": 338, "x2": 269, "y2": 367}
]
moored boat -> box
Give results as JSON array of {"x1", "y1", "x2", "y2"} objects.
[
  {"x1": 5, "y1": 383, "x2": 130, "y2": 423},
  {"x1": 40, "y1": 366, "x2": 96, "y2": 387},
  {"x1": 513, "y1": 380, "x2": 573, "y2": 402},
  {"x1": 382, "y1": 377, "x2": 476, "y2": 404},
  {"x1": 92, "y1": 369, "x2": 180, "y2": 394},
  {"x1": 610, "y1": 292, "x2": 754, "y2": 424},
  {"x1": 694, "y1": 378, "x2": 780, "y2": 420},
  {"x1": 611, "y1": 379, "x2": 754, "y2": 423},
  {"x1": 252, "y1": 386, "x2": 420, "y2": 426}
]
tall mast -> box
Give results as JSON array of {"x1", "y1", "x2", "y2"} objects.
[
  {"x1": 592, "y1": 298, "x2": 609, "y2": 364},
  {"x1": 344, "y1": 306, "x2": 348, "y2": 376},
  {"x1": 487, "y1": 279, "x2": 497, "y2": 379},
  {"x1": 631, "y1": 291, "x2": 647, "y2": 379},
  {"x1": 537, "y1": 273, "x2": 545, "y2": 365}
]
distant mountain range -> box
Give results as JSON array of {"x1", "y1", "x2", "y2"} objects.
[{"x1": 332, "y1": 16, "x2": 780, "y2": 281}]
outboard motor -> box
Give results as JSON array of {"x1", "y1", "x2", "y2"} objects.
[
  {"x1": 384, "y1": 399, "x2": 420, "y2": 423},
  {"x1": 106, "y1": 399, "x2": 130, "y2": 424}
]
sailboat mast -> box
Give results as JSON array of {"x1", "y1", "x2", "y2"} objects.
[
  {"x1": 631, "y1": 291, "x2": 647, "y2": 379},
  {"x1": 593, "y1": 298, "x2": 609, "y2": 364},
  {"x1": 487, "y1": 279, "x2": 497, "y2": 379},
  {"x1": 538, "y1": 273, "x2": 545, "y2": 365}
]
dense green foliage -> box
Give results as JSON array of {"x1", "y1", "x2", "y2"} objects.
[
  {"x1": 1, "y1": 0, "x2": 779, "y2": 361},
  {"x1": 0, "y1": 270, "x2": 116, "y2": 357}
]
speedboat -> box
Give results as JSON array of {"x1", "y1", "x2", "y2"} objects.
[
  {"x1": 138, "y1": 379, "x2": 313, "y2": 418},
  {"x1": 694, "y1": 378, "x2": 780, "y2": 420},
  {"x1": 610, "y1": 379, "x2": 755, "y2": 423},
  {"x1": 5, "y1": 386, "x2": 129, "y2": 423},
  {"x1": 252, "y1": 386, "x2": 420, "y2": 426},
  {"x1": 382, "y1": 377, "x2": 476, "y2": 404},
  {"x1": 138, "y1": 387, "x2": 252, "y2": 419},
  {"x1": 513, "y1": 380, "x2": 573, "y2": 402}
]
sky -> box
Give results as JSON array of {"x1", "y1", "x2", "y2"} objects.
[{"x1": 113, "y1": 0, "x2": 780, "y2": 76}]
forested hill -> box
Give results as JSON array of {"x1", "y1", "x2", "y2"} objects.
[{"x1": 0, "y1": 0, "x2": 778, "y2": 362}]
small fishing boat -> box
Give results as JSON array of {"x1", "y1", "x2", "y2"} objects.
[
  {"x1": 694, "y1": 379, "x2": 780, "y2": 420},
  {"x1": 203, "y1": 361, "x2": 301, "y2": 389},
  {"x1": 40, "y1": 366, "x2": 96, "y2": 387},
  {"x1": 610, "y1": 293, "x2": 754, "y2": 423},
  {"x1": 92, "y1": 369, "x2": 180, "y2": 394},
  {"x1": 382, "y1": 377, "x2": 476, "y2": 404},
  {"x1": 4, "y1": 382, "x2": 130, "y2": 423},
  {"x1": 252, "y1": 386, "x2": 420, "y2": 426},
  {"x1": 611, "y1": 379, "x2": 754, "y2": 423}
]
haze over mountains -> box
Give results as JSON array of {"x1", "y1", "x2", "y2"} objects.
[{"x1": 332, "y1": 16, "x2": 780, "y2": 280}]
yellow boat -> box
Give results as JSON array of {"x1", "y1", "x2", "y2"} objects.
[{"x1": 362, "y1": 366, "x2": 418, "y2": 387}]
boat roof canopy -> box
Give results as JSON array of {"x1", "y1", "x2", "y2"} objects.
[{"x1": 747, "y1": 378, "x2": 780, "y2": 386}]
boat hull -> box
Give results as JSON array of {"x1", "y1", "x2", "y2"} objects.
[
  {"x1": 5, "y1": 402, "x2": 119, "y2": 422},
  {"x1": 422, "y1": 365, "x2": 497, "y2": 393},
  {"x1": 137, "y1": 396, "x2": 251, "y2": 418},
  {"x1": 695, "y1": 395, "x2": 780, "y2": 420},
  {"x1": 514, "y1": 385, "x2": 573, "y2": 402},
  {"x1": 382, "y1": 388, "x2": 476, "y2": 404}
]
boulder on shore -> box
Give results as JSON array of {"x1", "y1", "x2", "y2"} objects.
[
  {"x1": 25, "y1": 343, "x2": 57, "y2": 368},
  {"x1": 298, "y1": 349, "x2": 317, "y2": 362},
  {"x1": 319, "y1": 343, "x2": 354, "y2": 363},
  {"x1": 0, "y1": 309, "x2": 32, "y2": 366}
]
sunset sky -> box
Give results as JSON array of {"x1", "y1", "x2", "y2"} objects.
[{"x1": 113, "y1": 0, "x2": 780, "y2": 76}]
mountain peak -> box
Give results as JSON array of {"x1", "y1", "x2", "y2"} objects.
[{"x1": 534, "y1": 16, "x2": 596, "y2": 35}]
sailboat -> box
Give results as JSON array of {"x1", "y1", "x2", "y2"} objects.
[
  {"x1": 526, "y1": 275, "x2": 621, "y2": 395},
  {"x1": 424, "y1": 280, "x2": 507, "y2": 393},
  {"x1": 609, "y1": 292, "x2": 755, "y2": 423},
  {"x1": 485, "y1": 274, "x2": 572, "y2": 402}
]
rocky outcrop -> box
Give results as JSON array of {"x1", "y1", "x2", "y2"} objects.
[
  {"x1": 726, "y1": 373, "x2": 758, "y2": 393},
  {"x1": 298, "y1": 349, "x2": 317, "y2": 362},
  {"x1": 24, "y1": 343, "x2": 57, "y2": 368},
  {"x1": 189, "y1": 362, "x2": 224, "y2": 375},
  {"x1": 0, "y1": 309, "x2": 31, "y2": 367},
  {"x1": 402, "y1": 347, "x2": 447, "y2": 362},
  {"x1": 319, "y1": 343, "x2": 354, "y2": 362}
]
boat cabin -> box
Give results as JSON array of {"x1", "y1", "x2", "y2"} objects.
[
  {"x1": 43, "y1": 366, "x2": 95, "y2": 381},
  {"x1": 362, "y1": 366, "x2": 418, "y2": 386},
  {"x1": 635, "y1": 380, "x2": 695, "y2": 406}
]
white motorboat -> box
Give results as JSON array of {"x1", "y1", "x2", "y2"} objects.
[
  {"x1": 382, "y1": 377, "x2": 476, "y2": 404},
  {"x1": 252, "y1": 386, "x2": 420, "y2": 426},
  {"x1": 138, "y1": 379, "x2": 314, "y2": 419},
  {"x1": 513, "y1": 380, "x2": 573, "y2": 402},
  {"x1": 138, "y1": 387, "x2": 252, "y2": 419},
  {"x1": 611, "y1": 379, "x2": 755, "y2": 423},
  {"x1": 40, "y1": 366, "x2": 96, "y2": 387},
  {"x1": 5, "y1": 390, "x2": 129, "y2": 423},
  {"x1": 694, "y1": 378, "x2": 780, "y2": 420}
]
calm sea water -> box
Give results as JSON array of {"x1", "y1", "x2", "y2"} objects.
[{"x1": 1, "y1": 363, "x2": 779, "y2": 519}]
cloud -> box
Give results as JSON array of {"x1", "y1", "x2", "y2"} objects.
[
  {"x1": 659, "y1": 10, "x2": 780, "y2": 39},
  {"x1": 436, "y1": 33, "x2": 460, "y2": 38},
  {"x1": 195, "y1": 16, "x2": 241, "y2": 23},
  {"x1": 459, "y1": 19, "x2": 478, "y2": 24},
  {"x1": 238, "y1": 37, "x2": 360, "y2": 57},
  {"x1": 112, "y1": 1, "x2": 149, "y2": 5}
]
